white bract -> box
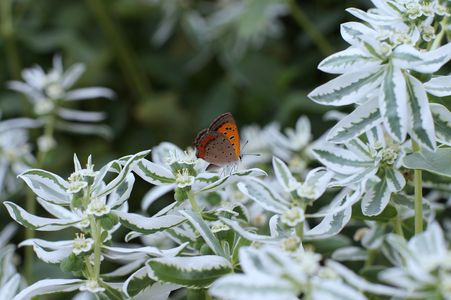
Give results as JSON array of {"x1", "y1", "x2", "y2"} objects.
[{"x1": 7, "y1": 55, "x2": 115, "y2": 138}]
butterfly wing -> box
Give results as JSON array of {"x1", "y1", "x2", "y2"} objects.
[
  {"x1": 208, "y1": 112, "x2": 240, "y2": 159},
  {"x1": 195, "y1": 131, "x2": 238, "y2": 166}
]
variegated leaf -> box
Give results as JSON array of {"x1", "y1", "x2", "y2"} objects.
[
  {"x1": 4, "y1": 202, "x2": 79, "y2": 231},
  {"x1": 430, "y1": 104, "x2": 451, "y2": 146},
  {"x1": 272, "y1": 157, "x2": 300, "y2": 192},
  {"x1": 148, "y1": 255, "x2": 232, "y2": 288},
  {"x1": 318, "y1": 47, "x2": 380, "y2": 74},
  {"x1": 115, "y1": 211, "x2": 185, "y2": 234},
  {"x1": 13, "y1": 279, "x2": 83, "y2": 300},
  {"x1": 403, "y1": 149, "x2": 451, "y2": 178},
  {"x1": 424, "y1": 75, "x2": 451, "y2": 97},
  {"x1": 237, "y1": 178, "x2": 289, "y2": 214},
  {"x1": 361, "y1": 177, "x2": 391, "y2": 216},
  {"x1": 312, "y1": 146, "x2": 373, "y2": 175},
  {"x1": 19, "y1": 170, "x2": 70, "y2": 205},
  {"x1": 406, "y1": 74, "x2": 435, "y2": 151},
  {"x1": 327, "y1": 99, "x2": 382, "y2": 143},
  {"x1": 133, "y1": 159, "x2": 175, "y2": 185},
  {"x1": 379, "y1": 63, "x2": 408, "y2": 142},
  {"x1": 308, "y1": 67, "x2": 384, "y2": 106}
]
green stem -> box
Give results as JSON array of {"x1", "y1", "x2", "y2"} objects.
[
  {"x1": 393, "y1": 215, "x2": 404, "y2": 238},
  {"x1": 85, "y1": 0, "x2": 151, "y2": 101},
  {"x1": 288, "y1": 0, "x2": 334, "y2": 56},
  {"x1": 0, "y1": 0, "x2": 22, "y2": 79},
  {"x1": 412, "y1": 141, "x2": 423, "y2": 234},
  {"x1": 89, "y1": 216, "x2": 102, "y2": 280},
  {"x1": 364, "y1": 249, "x2": 378, "y2": 268},
  {"x1": 295, "y1": 221, "x2": 304, "y2": 240},
  {"x1": 429, "y1": 18, "x2": 447, "y2": 50},
  {"x1": 187, "y1": 191, "x2": 200, "y2": 212}
]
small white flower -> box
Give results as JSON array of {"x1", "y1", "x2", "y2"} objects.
[
  {"x1": 251, "y1": 213, "x2": 267, "y2": 227},
  {"x1": 67, "y1": 173, "x2": 88, "y2": 194},
  {"x1": 72, "y1": 233, "x2": 94, "y2": 255},
  {"x1": 296, "y1": 183, "x2": 316, "y2": 200},
  {"x1": 210, "y1": 221, "x2": 230, "y2": 233},
  {"x1": 37, "y1": 135, "x2": 56, "y2": 152},
  {"x1": 281, "y1": 207, "x2": 305, "y2": 227},
  {"x1": 405, "y1": 2, "x2": 422, "y2": 19},
  {"x1": 297, "y1": 251, "x2": 321, "y2": 276},
  {"x1": 34, "y1": 99, "x2": 54, "y2": 115},
  {"x1": 421, "y1": 3, "x2": 435, "y2": 17},
  {"x1": 79, "y1": 280, "x2": 105, "y2": 293},
  {"x1": 86, "y1": 197, "x2": 110, "y2": 217},
  {"x1": 175, "y1": 168, "x2": 195, "y2": 188},
  {"x1": 421, "y1": 25, "x2": 436, "y2": 42},
  {"x1": 377, "y1": 147, "x2": 398, "y2": 166},
  {"x1": 281, "y1": 235, "x2": 301, "y2": 252},
  {"x1": 88, "y1": 253, "x2": 104, "y2": 265}
]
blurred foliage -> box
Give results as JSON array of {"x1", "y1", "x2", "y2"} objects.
[{"x1": 0, "y1": 0, "x2": 379, "y2": 291}]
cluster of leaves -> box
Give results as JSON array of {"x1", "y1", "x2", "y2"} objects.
[{"x1": 0, "y1": 0, "x2": 450, "y2": 300}]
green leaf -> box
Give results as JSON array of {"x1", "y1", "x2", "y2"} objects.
[
  {"x1": 60, "y1": 253, "x2": 84, "y2": 274},
  {"x1": 99, "y1": 213, "x2": 119, "y2": 230},
  {"x1": 123, "y1": 267, "x2": 154, "y2": 298},
  {"x1": 148, "y1": 255, "x2": 232, "y2": 288},
  {"x1": 403, "y1": 148, "x2": 451, "y2": 178},
  {"x1": 353, "y1": 203, "x2": 397, "y2": 221}
]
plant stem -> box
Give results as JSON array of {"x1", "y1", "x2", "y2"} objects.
[
  {"x1": 0, "y1": 0, "x2": 22, "y2": 79},
  {"x1": 295, "y1": 221, "x2": 304, "y2": 240},
  {"x1": 393, "y1": 215, "x2": 404, "y2": 238},
  {"x1": 288, "y1": 0, "x2": 334, "y2": 56},
  {"x1": 188, "y1": 191, "x2": 200, "y2": 212},
  {"x1": 364, "y1": 249, "x2": 378, "y2": 268},
  {"x1": 89, "y1": 216, "x2": 102, "y2": 280},
  {"x1": 85, "y1": 0, "x2": 152, "y2": 101},
  {"x1": 412, "y1": 141, "x2": 423, "y2": 234},
  {"x1": 429, "y1": 18, "x2": 447, "y2": 50}
]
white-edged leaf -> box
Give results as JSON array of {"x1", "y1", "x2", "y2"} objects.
[
  {"x1": 379, "y1": 63, "x2": 408, "y2": 142},
  {"x1": 123, "y1": 266, "x2": 153, "y2": 298},
  {"x1": 332, "y1": 246, "x2": 368, "y2": 261},
  {"x1": 132, "y1": 283, "x2": 180, "y2": 300},
  {"x1": 148, "y1": 255, "x2": 232, "y2": 288},
  {"x1": 108, "y1": 173, "x2": 135, "y2": 209},
  {"x1": 301, "y1": 167, "x2": 334, "y2": 200},
  {"x1": 36, "y1": 197, "x2": 77, "y2": 220},
  {"x1": 312, "y1": 279, "x2": 366, "y2": 300},
  {"x1": 103, "y1": 242, "x2": 188, "y2": 261},
  {"x1": 319, "y1": 47, "x2": 380, "y2": 74},
  {"x1": 346, "y1": 7, "x2": 399, "y2": 26},
  {"x1": 220, "y1": 218, "x2": 279, "y2": 243},
  {"x1": 180, "y1": 210, "x2": 225, "y2": 257},
  {"x1": 305, "y1": 204, "x2": 351, "y2": 239},
  {"x1": 18, "y1": 169, "x2": 70, "y2": 205},
  {"x1": 403, "y1": 148, "x2": 451, "y2": 178},
  {"x1": 141, "y1": 185, "x2": 175, "y2": 211},
  {"x1": 327, "y1": 99, "x2": 382, "y2": 143},
  {"x1": 408, "y1": 43, "x2": 451, "y2": 74},
  {"x1": 55, "y1": 121, "x2": 113, "y2": 139},
  {"x1": 133, "y1": 159, "x2": 175, "y2": 185},
  {"x1": 4, "y1": 202, "x2": 79, "y2": 231},
  {"x1": 199, "y1": 168, "x2": 267, "y2": 193},
  {"x1": 384, "y1": 167, "x2": 405, "y2": 192},
  {"x1": 361, "y1": 177, "x2": 391, "y2": 216},
  {"x1": 312, "y1": 146, "x2": 373, "y2": 174},
  {"x1": 340, "y1": 21, "x2": 377, "y2": 47},
  {"x1": 326, "y1": 260, "x2": 423, "y2": 298},
  {"x1": 406, "y1": 75, "x2": 435, "y2": 151},
  {"x1": 102, "y1": 259, "x2": 145, "y2": 278},
  {"x1": 115, "y1": 211, "x2": 185, "y2": 234},
  {"x1": 308, "y1": 67, "x2": 384, "y2": 106},
  {"x1": 237, "y1": 178, "x2": 289, "y2": 214},
  {"x1": 430, "y1": 103, "x2": 451, "y2": 146},
  {"x1": 392, "y1": 45, "x2": 424, "y2": 69},
  {"x1": 210, "y1": 273, "x2": 298, "y2": 300},
  {"x1": 19, "y1": 239, "x2": 72, "y2": 264},
  {"x1": 95, "y1": 150, "x2": 150, "y2": 198},
  {"x1": 272, "y1": 157, "x2": 299, "y2": 192},
  {"x1": 65, "y1": 87, "x2": 115, "y2": 100},
  {"x1": 424, "y1": 75, "x2": 451, "y2": 97},
  {"x1": 0, "y1": 274, "x2": 21, "y2": 299},
  {"x1": 13, "y1": 279, "x2": 83, "y2": 300}
]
